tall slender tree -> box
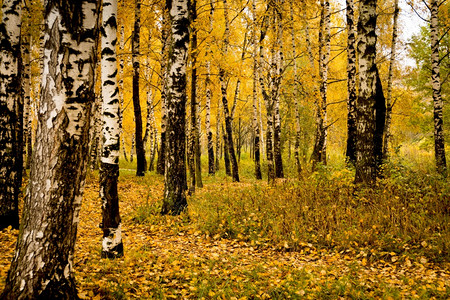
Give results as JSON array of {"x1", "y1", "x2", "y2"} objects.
[
  {"x1": 0, "y1": 0, "x2": 23, "y2": 230},
  {"x1": 430, "y1": 0, "x2": 447, "y2": 175},
  {"x1": 190, "y1": 0, "x2": 203, "y2": 189},
  {"x1": 272, "y1": 0, "x2": 284, "y2": 179},
  {"x1": 132, "y1": 0, "x2": 146, "y2": 176},
  {"x1": 118, "y1": 24, "x2": 128, "y2": 162},
  {"x1": 161, "y1": 0, "x2": 190, "y2": 215},
  {"x1": 252, "y1": 0, "x2": 262, "y2": 179},
  {"x1": 345, "y1": 0, "x2": 357, "y2": 165},
  {"x1": 1, "y1": 1, "x2": 98, "y2": 297},
  {"x1": 355, "y1": 0, "x2": 379, "y2": 183},
  {"x1": 382, "y1": 0, "x2": 399, "y2": 161},
  {"x1": 311, "y1": 0, "x2": 330, "y2": 169},
  {"x1": 219, "y1": 0, "x2": 239, "y2": 182},
  {"x1": 205, "y1": 0, "x2": 215, "y2": 175},
  {"x1": 290, "y1": 0, "x2": 302, "y2": 178},
  {"x1": 156, "y1": 7, "x2": 169, "y2": 176},
  {"x1": 100, "y1": 0, "x2": 123, "y2": 259}
]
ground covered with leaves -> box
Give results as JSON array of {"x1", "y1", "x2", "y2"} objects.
[{"x1": 1, "y1": 160, "x2": 449, "y2": 299}]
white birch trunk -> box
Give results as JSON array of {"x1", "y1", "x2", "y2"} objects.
[
  {"x1": 100, "y1": 0, "x2": 123, "y2": 259},
  {"x1": 355, "y1": 0, "x2": 378, "y2": 183},
  {"x1": 430, "y1": 0, "x2": 447, "y2": 175},
  {"x1": 3, "y1": 1, "x2": 97, "y2": 297}
]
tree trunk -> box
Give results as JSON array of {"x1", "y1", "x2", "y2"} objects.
[
  {"x1": 21, "y1": 19, "x2": 32, "y2": 172},
  {"x1": 355, "y1": 0, "x2": 378, "y2": 184},
  {"x1": 273, "y1": 2, "x2": 284, "y2": 179},
  {"x1": 205, "y1": 2, "x2": 215, "y2": 175},
  {"x1": 188, "y1": 122, "x2": 195, "y2": 193},
  {"x1": 374, "y1": 69, "x2": 386, "y2": 173},
  {"x1": 161, "y1": 0, "x2": 189, "y2": 215},
  {"x1": 100, "y1": 0, "x2": 123, "y2": 259},
  {"x1": 218, "y1": 0, "x2": 239, "y2": 182},
  {"x1": 119, "y1": 24, "x2": 128, "y2": 162},
  {"x1": 190, "y1": 0, "x2": 203, "y2": 188},
  {"x1": 430, "y1": 0, "x2": 447, "y2": 175},
  {"x1": 90, "y1": 85, "x2": 102, "y2": 170},
  {"x1": 132, "y1": 0, "x2": 146, "y2": 176},
  {"x1": 156, "y1": 8, "x2": 169, "y2": 176},
  {"x1": 215, "y1": 100, "x2": 221, "y2": 171},
  {"x1": 251, "y1": 0, "x2": 262, "y2": 180},
  {"x1": 311, "y1": 0, "x2": 330, "y2": 169},
  {"x1": 345, "y1": 0, "x2": 357, "y2": 165},
  {"x1": 0, "y1": 0, "x2": 22, "y2": 230},
  {"x1": 381, "y1": 0, "x2": 399, "y2": 161},
  {"x1": 222, "y1": 124, "x2": 231, "y2": 176},
  {"x1": 1, "y1": 1, "x2": 97, "y2": 298},
  {"x1": 290, "y1": 0, "x2": 302, "y2": 178},
  {"x1": 258, "y1": 6, "x2": 275, "y2": 182}
]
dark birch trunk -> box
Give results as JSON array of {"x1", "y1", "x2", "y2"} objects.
[
  {"x1": 132, "y1": 0, "x2": 146, "y2": 176},
  {"x1": 190, "y1": 0, "x2": 202, "y2": 188},
  {"x1": 161, "y1": 0, "x2": 189, "y2": 215},
  {"x1": 222, "y1": 124, "x2": 231, "y2": 176},
  {"x1": 0, "y1": 0, "x2": 22, "y2": 230},
  {"x1": 430, "y1": 0, "x2": 447, "y2": 175},
  {"x1": 1, "y1": 1, "x2": 97, "y2": 298},
  {"x1": 355, "y1": 0, "x2": 378, "y2": 184},
  {"x1": 345, "y1": 0, "x2": 357, "y2": 165},
  {"x1": 251, "y1": 0, "x2": 262, "y2": 180},
  {"x1": 374, "y1": 69, "x2": 386, "y2": 173}
]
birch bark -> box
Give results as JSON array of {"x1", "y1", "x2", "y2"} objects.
[
  {"x1": 430, "y1": 0, "x2": 447, "y2": 175},
  {"x1": 2, "y1": 1, "x2": 98, "y2": 297},
  {"x1": 355, "y1": 0, "x2": 378, "y2": 183},
  {"x1": 161, "y1": 0, "x2": 189, "y2": 215},
  {"x1": 100, "y1": 0, "x2": 123, "y2": 259}
]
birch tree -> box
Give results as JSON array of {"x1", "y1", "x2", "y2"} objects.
[
  {"x1": 311, "y1": 0, "x2": 330, "y2": 168},
  {"x1": 272, "y1": 0, "x2": 284, "y2": 179},
  {"x1": 430, "y1": 0, "x2": 447, "y2": 175},
  {"x1": 345, "y1": 0, "x2": 357, "y2": 165},
  {"x1": 100, "y1": 0, "x2": 123, "y2": 259},
  {"x1": 0, "y1": 0, "x2": 22, "y2": 230},
  {"x1": 290, "y1": 0, "x2": 302, "y2": 178},
  {"x1": 132, "y1": 0, "x2": 146, "y2": 176},
  {"x1": 252, "y1": 0, "x2": 262, "y2": 180},
  {"x1": 205, "y1": 0, "x2": 215, "y2": 175},
  {"x1": 219, "y1": 0, "x2": 239, "y2": 182},
  {"x1": 190, "y1": 0, "x2": 203, "y2": 189},
  {"x1": 381, "y1": 0, "x2": 399, "y2": 161},
  {"x1": 355, "y1": 0, "x2": 379, "y2": 183},
  {"x1": 161, "y1": 0, "x2": 189, "y2": 215},
  {"x1": 1, "y1": 1, "x2": 98, "y2": 297}
]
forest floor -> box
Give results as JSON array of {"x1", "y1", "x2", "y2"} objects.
[{"x1": 1, "y1": 160, "x2": 449, "y2": 299}]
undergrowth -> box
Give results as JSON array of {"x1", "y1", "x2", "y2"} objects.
[{"x1": 183, "y1": 157, "x2": 450, "y2": 264}]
